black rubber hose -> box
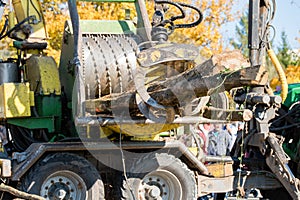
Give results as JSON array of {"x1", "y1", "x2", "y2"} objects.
[
  {"x1": 0, "y1": 16, "x2": 9, "y2": 39},
  {"x1": 154, "y1": 0, "x2": 203, "y2": 29},
  {"x1": 175, "y1": 2, "x2": 203, "y2": 29},
  {"x1": 67, "y1": 0, "x2": 80, "y2": 63},
  {"x1": 0, "y1": 15, "x2": 36, "y2": 40},
  {"x1": 154, "y1": 0, "x2": 185, "y2": 22}
]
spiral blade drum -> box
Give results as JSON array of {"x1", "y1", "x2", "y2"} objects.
[
  {"x1": 78, "y1": 33, "x2": 194, "y2": 137},
  {"x1": 81, "y1": 35, "x2": 138, "y2": 99}
]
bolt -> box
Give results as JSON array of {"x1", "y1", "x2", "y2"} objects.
[
  {"x1": 149, "y1": 186, "x2": 161, "y2": 198},
  {"x1": 55, "y1": 189, "x2": 67, "y2": 199},
  {"x1": 243, "y1": 109, "x2": 253, "y2": 121}
]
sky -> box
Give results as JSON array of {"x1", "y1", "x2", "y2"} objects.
[
  {"x1": 272, "y1": 0, "x2": 300, "y2": 49},
  {"x1": 222, "y1": 0, "x2": 300, "y2": 50}
]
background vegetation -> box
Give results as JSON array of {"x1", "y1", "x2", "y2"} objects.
[{"x1": 0, "y1": 0, "x2": 299, "y2": 88}]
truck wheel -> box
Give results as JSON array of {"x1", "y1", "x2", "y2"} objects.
[
  {"x1": 122, "y1": 153, "x2": 197, "y2": 200},
  {"x1": 260, "y1": 188, "x2": 292, "y2": 200},
  {"x1": 21, "y1": 153, "x2": 104, "y2": 200}
]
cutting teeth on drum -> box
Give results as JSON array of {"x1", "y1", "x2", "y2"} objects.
[{"x1": 81, "y1": 35, "x2": 138, "y2": 99}]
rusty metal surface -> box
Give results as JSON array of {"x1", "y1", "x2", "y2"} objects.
[
  {"x1": 11, "y1": 140, "x2": 208, "y2": 181},
  {"x1": 197, "y1": 171, "x2": 282, "y2": 195},
  {"x1": 266, "y1": 135, "x2": 300, "y2": 199},
  {"x1": 137, "y1": 43, "x2": 198, "y2": 67}
]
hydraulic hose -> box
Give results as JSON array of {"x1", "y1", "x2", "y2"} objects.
[
  {"x1": 267, "y1": 48, "x2": 288, "y2": 103},
  {"x1": 154, "y1": 0, "x2": 203, "y2": 29},
  {"x1": 67, "y1": 0, "x2": 85, "y2": 117},
  {"x1": 67, "y1": 0, "x2": 80, "y2": 63}
]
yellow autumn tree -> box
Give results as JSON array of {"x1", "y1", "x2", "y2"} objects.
[
  {"x1": 0, "y1": 10, "x2": 17, "y2": 60},
  {"x1": 41, "y1": 0, "x2": 237, "y2": 63},
  {"x1": 0, "y1": 0, "x2": 237, "y2": 62},
  {"x1": 270, "y1": 65, "x2": 300, "y2": 89}
]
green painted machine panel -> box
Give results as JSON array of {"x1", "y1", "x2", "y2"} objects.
[
  {"x1": 69, "y1": 20, "x2": 137, "y2": 35},
  {"x1": 284, "y1": 83, "x2": 300, "y2": 108},
  {"x1": 275, "y1": 83, "x2": 300, "y2": 108},
  {"x1": 35, "y1": 95, "x2": 62, "y2": 132},
  {"x1": 7, "y1": 117, "x2": 56, "y2": 133},
  {"x1": 7, "y1": 95, "x2": 62, "y2": 133}
]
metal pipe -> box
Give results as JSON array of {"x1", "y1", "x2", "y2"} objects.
[
  {"x1": 203, "y1": 155, "x2": 233, "y2": 163},
  {"x1": 67, "y1": 0, "x2": 85, "y2": 117},
  {"x1": 135, "y1": 0, "x2": 152, "y2": 42},
  {"x1": 67, "y1": 0, "x2": 80, "y2": 61},
  {"x1": 248, "y1": 0, "x2": 260, "y2": 66},
  {"x1": 75, "y1": 116, "x2": 234, "y2": 126},
  {"x1": 247, "y1": 94, "x2": 270, "y2": 104},
  {"x1": 270, "y1": 95, "x2": 282, "y2": 105}
]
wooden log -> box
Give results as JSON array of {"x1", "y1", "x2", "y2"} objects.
[
  {"x1": 0, "y1": 183, "x2": 45, "y2": 200},
  {"x1": 85, "y1": 51, "x2": 268, "y2": 114},
  {"x1": 145, "y1": 64, "x2": 268, "y2": 105}
]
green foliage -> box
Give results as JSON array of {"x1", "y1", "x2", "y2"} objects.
[
  {"x1": 230, "y1": 12, "x2": 249, "y2": 57},
  {"x1": 276, "y1": 31, "x2": 300, "y2": 68},
  {"x1": 277, "y1": 31, "x2": 292, "y2": 68},
  {"x1": 0, "y1": 0, "x2": 239, "y2": 62},
  {"x1": 230, "y1": 15, "x2": 300, "y2": 82}
]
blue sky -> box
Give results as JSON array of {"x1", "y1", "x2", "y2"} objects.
[
  {"x1": 222, "y1": 0, "x2": 300, "y2": 50},
  {"x1": 272, "y1": 0, "x2": 300, "y2": 49}
]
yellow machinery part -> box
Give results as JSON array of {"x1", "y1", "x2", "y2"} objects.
[
  {"x1": 0, "y1": 83, "x2": 31, "y2": 118},
  {"x1": 12, "y1": 0, "x2": 47, "y2": 39},
  {"x1": 0, "y1": 159, "x2": 11, "y2": 177},
  {"x1": 205, "y1": 162, "x2": 233, "y2": 178},
  {"x1": 107, "y1": 123, "x2": 180, "y2": 140},
  {"x1": 267, "y1": 48, "x2": 288, "y2": 102},
  {"x1": 8, "y1": 11, "x2": 14, "y2": 30},
  {"x1": 29, "y1": 91, "x2": 35, "y2": 106},
  {"x1": 25, "y1": 55, "x2": 61, "y2": 95}
]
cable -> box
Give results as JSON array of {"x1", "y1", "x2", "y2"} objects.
[
  {"x1": 154, "y1": 0, "x2": 203, "y2": 29},
  {"x1": 154, "y1": 0, "x2": 185, "y2": 24},
  {"x1": 174, "y1": 2, "x2": 203, "y2": 29},
  {"x1": 29, "y1": 0, "x2": 42, "y2": 23},
  {"x1": 270, "y1": 122, "x2": 300, "y2": 131},
  {"x1": 190, "y1": 123, "x2": 203, "y2": 159},
  {"x1": 0, "y1": 15, "x2": 36, "y2": 40},
  {"x1": 0, "y1": 16, "x2": 9, "y2": 38},
  {"x1": 119, "y1": 123, "x2": 137, "y2": 200}
]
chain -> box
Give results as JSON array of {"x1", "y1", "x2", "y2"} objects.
[{"x1": 237, "y1": 121, "x2": 247, "y2": 198}]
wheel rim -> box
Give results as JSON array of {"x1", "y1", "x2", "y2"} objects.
[
  {"x1": 40, "y1": 170, "x2": 87, "y2": 200},
  {"x1": 139, "y1": 169, "x2": 182, "y2": 200}
]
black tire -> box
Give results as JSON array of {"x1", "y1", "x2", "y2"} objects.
[
  {"x1": 21, "y1": 153, "x2": 104, "y2": 200},
  {"x1": 260, "y1": 188, "x2": 292, "y2": 200},
  {"x1": 122, "y1": 153, "x2": 197, "y2": 200}
]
